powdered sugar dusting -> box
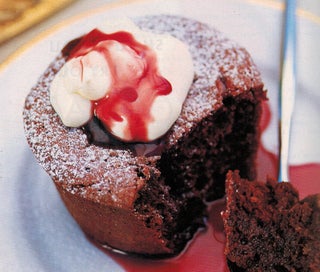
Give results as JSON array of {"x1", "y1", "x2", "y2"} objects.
[
  {"x1": 23, "y1": 15, "x2": 262, "y2": 206},
  {"x1": 135, "y1": 16, "x2": 262, "y2": 145},
  {"x1": 23, "y1": 54, "x2": 145, "y2": 207}
]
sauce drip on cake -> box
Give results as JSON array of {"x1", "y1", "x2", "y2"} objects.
[
  {"x1": 50, "y1": 18, "x2": 194, "y2": 143},
  {"x1": 70, "y1": 29, "x2": 172, "y2": 142}
]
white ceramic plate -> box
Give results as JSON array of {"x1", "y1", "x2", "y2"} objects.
[{"x1": 1, "y1": 0, "x2": 319, "y2": 271}]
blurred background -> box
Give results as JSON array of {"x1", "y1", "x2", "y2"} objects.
[{"x1": 0, "y1": 0, "x2": 319, "y2": 63}]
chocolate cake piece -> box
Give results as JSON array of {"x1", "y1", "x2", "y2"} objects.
[
  {"x1": 23, "y1": 15, "x2": 266, "y2": 256},
  {"x1": 222, "y1": 171, "x2": 320, "y2": 271}
]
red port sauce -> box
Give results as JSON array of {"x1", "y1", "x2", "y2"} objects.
[
  {"x1": 67, "y1": 29, "x2": 172, "y2": 143},
  {"x1": 92, "y1": 101, "x2": 320, "y2": 272}
]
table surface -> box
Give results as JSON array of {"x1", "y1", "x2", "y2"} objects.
[{"x1": 0, "y1": 0, "x2": 319, "y2": 65}]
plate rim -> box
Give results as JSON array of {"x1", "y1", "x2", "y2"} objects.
[{"x1": 1, "y1": 0, "x2": 320, "y2": 72}]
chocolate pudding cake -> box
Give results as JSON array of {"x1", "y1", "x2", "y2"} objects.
[
  {"x1": 222, "y1": 171, "x2": 320, "y2": 271},
  {"x1": 23, "y1": 15, "x2": 266, "y2": 256}
]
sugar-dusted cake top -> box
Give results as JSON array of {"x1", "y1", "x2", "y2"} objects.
[{"x1": 23, "y1": 15, "x2": 263, "y2": 206}]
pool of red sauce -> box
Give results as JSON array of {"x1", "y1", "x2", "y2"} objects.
[{"x1": 90, "y1": 101, "x2": 320, "y2": 272}]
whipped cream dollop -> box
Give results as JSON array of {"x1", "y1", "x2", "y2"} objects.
[{"x1": 50, "y1": 18, "x2": 194, "y2": 142}]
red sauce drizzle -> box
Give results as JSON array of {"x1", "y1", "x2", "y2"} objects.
[
  {"x1": 69, "y1": 29, "x2": 172, "y2": 142},
  {"x1": 91, "y1": 101, "x2": 320, "y2": 271}
]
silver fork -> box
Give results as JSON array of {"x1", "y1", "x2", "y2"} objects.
[{"x1": 278, "y1": 0, "x2": 297, "y2": 182}]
